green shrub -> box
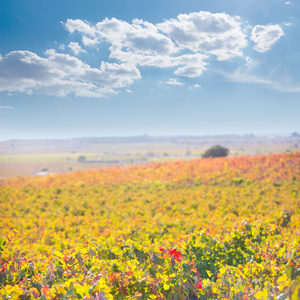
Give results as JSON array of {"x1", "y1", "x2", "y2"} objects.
[{"x1": 202, "y1": 145, "x2": 229, "y2": 158}]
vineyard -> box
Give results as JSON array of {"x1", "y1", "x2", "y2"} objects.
[{"x1": 1, "y1": 152, "x2": 300, "y2": 299}]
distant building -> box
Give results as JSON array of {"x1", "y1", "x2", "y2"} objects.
[{"x1": 34, "y1": 171, "x2": 54, "y2": 177}]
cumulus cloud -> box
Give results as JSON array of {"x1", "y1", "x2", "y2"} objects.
[
  {"x1": 166, "y1": 78, "x2": 184, "y2": 86},
  {"x1": 251, "y1": 24, "x2": 284, "y2": 52},
  {"x1": 64, "y1": 19, "x2": 96, "y2": 36},
  {"x1": 64, "y1": 17, "x2": 181, "y2": 71},
  {"x1": 188, "y1": 83, "x2": 201, "y2": 90},
  {"x1": 68, "y1": 42, "x2": 87, "y2": 55},
  {"x1": 65, "y1": 18, "x2": 177, "y2": 55},
  {"x1": 64, "y1": 12, "x2": 248, "y2": 63},
  {"x1": 0, "y1": 50, "x2": 140, "y2": 97},
  {"x1": 0, "y1": 12, "x2": 287, "y2": 97},
  {"x1": 157, "y1": 11, "x2": 248, "y2": 61},
  {"x1": 64, "y1": 17, "x2": 211, "y2": 79},
  {"x1": 63, "y1": 11, "x2": 247, "y2": 77}
]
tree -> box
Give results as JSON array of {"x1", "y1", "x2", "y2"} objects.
[
  {"x1": 202, "y1": 145, "x2": 229, "y2": 158},
  {"x1": 78, "y1": 155, "x2": 87, "y2": 163}
]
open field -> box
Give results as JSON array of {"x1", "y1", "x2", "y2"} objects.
[
  {"x1": 1, "y1": 152, "x2": 300, "y2": 299},
  {"x1": 0, "y1": 135, "x2": 299, "y2": 178}
]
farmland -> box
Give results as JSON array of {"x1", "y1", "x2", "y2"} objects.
[
  {"x1": 0, "y1": 135, "x2": 299, "y2": 178},
  {"x1": 1, "y1": 152, "x2": 300, "y2": 299}
]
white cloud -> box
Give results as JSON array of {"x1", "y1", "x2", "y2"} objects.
[
  {"x1": 68, "y1": 18, "x2": 177, "y2": 54},
  {"x1": 251, "y1": 24, "x2": 284, "y2": 52},
  {"x1": 0, "y1": 50, "x2": 141, "y2": 97},
  {"x1": 188, "y1": 83, "x2": 201, "y2": 89},
  {"x1": 63, "y1": 12, "x2": 246, "y2": 78},
  {"x1": 0, "y1": 106, "x2": 13, "y2": 111},
  {"x1": 63, "y1": 19, "x2": 96, "y2": 36},
  {"x1": 166, "y1": 78, "x2": 184, "y2": 86},
  {"x1": 68, "y1": 42, "x2": 87, "y2": 55},
  {"x1": 126, "y1": 89, "x2": 133, "y2": 93},
  {"x1": 64, "y1": 18, "x2": 180, "y2": 71},
  {"x1": 64, "y1": 17, "x2": 209, "y2": 78},
  {"x1": 245, "y1": 56, "x2": 257, "y2": 66},
  {"x1": 223, "y1": 69, "x2": 274, "y2": 85},
  {"x1": 157, "y1": 11, "x2": 248, "y2": 61},
  {"x1": 63, "y1": 13, "x2": 285, "y2": 88},
  {"x1": 219, "y1": 68, "x2": 300, "y2": 92},
  {"x1": 0, "y1": 12, "x2": 289, "y2": 98},
  {"x1": 285, "y1": 1, "x2": 291, "y2": 4},
  {"x1": 173, "y1": 54, "x2": 208, "y2": 77}
]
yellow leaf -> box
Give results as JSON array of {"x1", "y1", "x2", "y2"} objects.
[
  {"x1": 53, "y1": 251, "x2": 64, "y2": 259},
  {"x1": 75, "y1": 284, "x2": 89, "y2": 297},
  {"x1": 277, "y1": 274, "x2": 288, "y2": 284},
  {"x1": 163, "y1": 282, "x2": 170, "y2": 290},
  {"x1": 253, "y1": 289, "x2": 268, "y2": 300},
  {"x1": 135, "y1": 242, "x2": 143, "y2": 251},
  {"x1": 112, "y1": 247, "x2": 122, "y2": 256},
  {"x1": 292, "y1": 287, "x2": 300, "y2": 300}
]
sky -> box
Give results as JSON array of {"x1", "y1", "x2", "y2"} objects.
[{"x1": 0, "y1": 0, "x2": 299, "y2": 141}]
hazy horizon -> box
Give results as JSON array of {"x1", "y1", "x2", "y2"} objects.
[{"x1": 0, "y1": 131, "x2": 299, "y2": 143}]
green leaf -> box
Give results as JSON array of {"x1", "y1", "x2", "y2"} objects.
[
  {"x1": 0, "y1": 237, "x2": 6, "y2": 254},
  {"x1": 61, "y1": 288, "x2": 74, "y2": 300},
  {"x1": 286, "y1": 264, "x2": 293, "y2": 279},
  {"x1": 0, "y1": 237, "x2": 6, "y2": 247},
  {"x1": 245, "y1": 224, "x2": 252, "y2": 231},
  {"x1": 76, "y1": 253, "x2": 83, "y2": 269},
  {"x1": 18, "y1": 269, "x2": 25, "y2": 281},
  {"x1": 168, "y1": 292, "x2": 179, "y2": 299}
]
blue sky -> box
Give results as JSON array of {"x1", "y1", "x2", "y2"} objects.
[{"x1": 0, "y1": 0, "x2": 299, "y2": 140}]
